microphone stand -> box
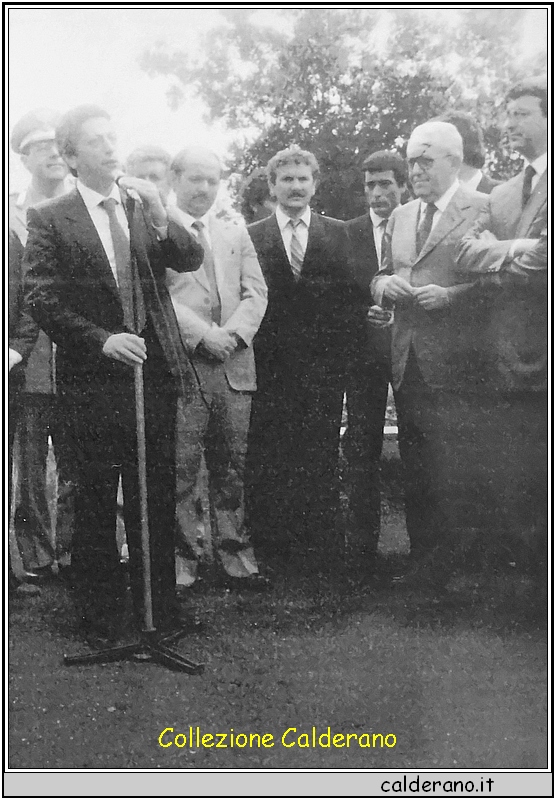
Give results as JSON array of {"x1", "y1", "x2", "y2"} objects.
[{"x1": 63, "y1": 194, "x2": 203, "y2": 675}]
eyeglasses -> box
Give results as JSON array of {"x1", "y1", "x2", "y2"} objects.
[{"x1": 407, "y1": 154, "x2": 449, "y2": 171}]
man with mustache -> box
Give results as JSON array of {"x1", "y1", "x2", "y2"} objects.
[
  {"x1": 344, "y1": 151, "x2": 406, "y2": 574},
  {"x1": 166, "y1": 147, "x2": 269, "y2": 591},
  {"x1": 246, "y1": 146, "x2": 366, "y2": 574},
  {"x1": 372, "y1": 121, "x2": 487, "y2": 588},
  {"x1": 23, "y1": 105, "x2": 203, "y2": 646}
]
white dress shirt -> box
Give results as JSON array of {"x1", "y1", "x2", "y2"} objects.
[
  {"x1": 461, "y1": 169, "x2": 484, "y2": 192},
  {"x1": 275, "y1": 205, "x2": 311, "y2": 262},
  {"x1": 77, "y1": 180, "x2": 129, "y2": 285},
  {"x1": 171, "y1": 207, "x2": 213, "y2": 248}
]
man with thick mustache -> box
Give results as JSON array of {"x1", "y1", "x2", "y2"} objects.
[
  {"x1": 23, "y1": 105, "x2": 203, "y2": 645},
  {"x1": 246, "y1": 146, "x2": 366, "y2": 573}
]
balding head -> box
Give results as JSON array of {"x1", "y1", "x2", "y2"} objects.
[
  {"x1": 407, "y1": 121, "x2": 463, "y2": 203},
  {"x1": 170, "y1": 147, "x2": 222, "y2": 217}
]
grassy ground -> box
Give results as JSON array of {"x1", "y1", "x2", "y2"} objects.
[{"x1": 9, "y1": 445, "x2": 547, "y2": 770}]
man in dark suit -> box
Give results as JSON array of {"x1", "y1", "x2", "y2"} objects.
[
  {"x1": 24, "y1": 105, "x2": 203, "y2": 645},
  {"x1": 344, "y1": 151, "x2": 406, "y2": 570},
  {"x1": 372, "y1": 121, "x2": 487, "y2": 585},
  {"x1": 246, "y1": 146, "x2": 366, "y2": 573},
  {"x1": 456, "y1": 77, "x2": 547, "y2": 569},
  {"x1": 437, "y1": 110, "x2": 501, "y2": 195}
]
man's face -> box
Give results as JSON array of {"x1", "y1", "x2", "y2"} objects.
[
  {"x1": 406, "y1": 139, "x2": 458, "y2": 203},
  {"x1": 270, "y1": 163, "x2": 317, "y2": 216},
  {"x1": 364, "y1": 169, "x2": 403, "y2": 219},
  {"x1": 21, "y1": 138, "x2": 68, "y2": 183},
  {"x1": 172, "y1": 156, "x2": 220, "y2": 218},
  {"x1": 66, "y1": 116, "x2": 120, "y2": 190},
  {"x1": 128, "y1": 159, "x2": 171, "y2": 204},
  {"x1": 506, "y1": 95, "x2": 547, "y2": 161}
]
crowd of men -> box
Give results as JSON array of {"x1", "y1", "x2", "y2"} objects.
[{"x1": 8, "y1": 74, "x2": 547, "y2": 647}]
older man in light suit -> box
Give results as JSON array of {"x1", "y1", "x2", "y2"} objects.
[
  {"x1": 372, "y1": 121, "x2": 488, "y2": 586},
  {"x1": 167, "y1": 147, "x2": 269, "y2": 590}
]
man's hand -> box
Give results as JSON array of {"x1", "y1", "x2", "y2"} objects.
[
  {"x1": 117, "y1": 176, "x2": 167, "y2": 228},
  {"x1": 9, "y1": 348, "x2": 22, "y2": 372},
  {"x1": 102, "y1": 333, "x2": 147, "y2": 366},
  {"x1": 477, "y1": 229, "x2": 498, "y2": 244},
  {"x1": 413, "y1": 284, "x2": 449, "y2": 311},
  {"x1": 382, "y1": 275, "x2": 415, "y2": 302},
  {"x1": 367, "y1": 305, "x2": 394, "y2": 329},
  {"x1": 200, "y1": 327, "x2": 237, "y2": 361}
]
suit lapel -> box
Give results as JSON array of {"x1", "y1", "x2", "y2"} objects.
[
  {"x1": 263, "y1": 214, "x2": 297, "y2": 283},
  {"x1": 517, "y1": 170, "x2": 547, "y2": 237},
  {"x1": 63, "y1": 189, "x2": 120, "y2": 298},
  {"x1": 209, "y1": 217, "x2": 232, "y2": 292},
  {"x1": 303, "y1": 212, "x2": 325, "y2": 271}
]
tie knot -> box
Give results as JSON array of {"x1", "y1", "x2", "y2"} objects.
[
  {"x1": 101, "y1": 197, "x2": 118, "y2": 213},
  {"x1": 289, "y1": 219, "x2": 302, "y2": 230},
  {"x1": 192, "y1": 220, "x2": 204, "y2": 233},
  {"x1": 524, "y1": 164, "x2": 536, "y2": 179}
]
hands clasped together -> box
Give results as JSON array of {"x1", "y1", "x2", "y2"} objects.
[{"x1": 381, "y1": 275, "x2": 450, "y2": 311}]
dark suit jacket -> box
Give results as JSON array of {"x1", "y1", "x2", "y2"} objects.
[
  {"x1": 345, "y1": 213, "x2": 391, "y2": 368},
  {"x1": 9, "y1": 229, "x2": 39, "y2": 368},
  {"x1": 372, "y1": 186, "x2": 488, "y2": 391},
  {"x1": 248, "y1": 211, "x2": 366, "y2": 391},
  {"x1": 456, "y1": 169, "x2": 547, "y2": 392},
  {"x1": 23, "y1": 188, "x2": 203, "y2": 399}
]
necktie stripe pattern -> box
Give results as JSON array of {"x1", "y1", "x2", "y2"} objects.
[
  {"x1": 192, "y1": 220, "x2": 221, "y2": 323},
  {"x1": 102, "y1": 197, "x2": 145, "y2": 333},
  {"x1": 522, "y1": 164, "x2": 536, "y2": 208},
  {"x1": 289, "y1": 219, "x2": 304, "y2": 279},
  {"x1": 416, "y1": 202, "x2": 437, "y2": 255}
]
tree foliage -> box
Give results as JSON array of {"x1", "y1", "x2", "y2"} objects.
[{"x1": 141, "y1": 8, "x2": 546, "y2": 219}]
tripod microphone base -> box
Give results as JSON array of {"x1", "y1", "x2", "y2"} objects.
[{"x1": 63, "y1": 629, "x2": 204, "y2": 674}]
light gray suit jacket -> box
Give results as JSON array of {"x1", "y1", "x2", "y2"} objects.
[
  {"x1": 166, "y1": 212, "x2": 268, "y2": 392},
  {"x1": 372, "y1": 185, "x2": 488, "y2": 391}
]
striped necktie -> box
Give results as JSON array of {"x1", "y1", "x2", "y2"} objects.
[
  {"x1": 416, "y1": 202, "x2": 437, "y2": 255},
  {"x1": 102, "y1": 197, "x2": 146, "y2": 333},
  {"x1": 288, "y1": 219, "x2": 305, "y2": 279}
]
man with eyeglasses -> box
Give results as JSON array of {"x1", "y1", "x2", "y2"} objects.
[
  {"x1": 372, "y1": 121, "x2": 487, "y2": 589},
  {"x1": 456, "y1": 77, "x2": 547, "y2": 577}
]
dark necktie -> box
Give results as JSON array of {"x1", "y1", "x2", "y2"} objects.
[
  {"x1": 416, "y1": 202, "x2": 437, "y2": 255},
  {"x1": 102, "y1": 197, "x2": 145, "y2": 333},
  {"x1": 192, "y1": 220, "x2": 221, "y2": 323},
  {"x1": 288, "y1": 219, "x2": 305, "y2": 280},
  {"x1": 521, "y1": 164, "x2": 536, "y2": 208},
  {"x1": 375, "y1": 218, "x2": 388, "y2": 261}
]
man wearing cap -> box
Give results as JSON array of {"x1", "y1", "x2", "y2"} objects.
[
  {"x1": 372, "y1": 121, "x2": 487, "y2": 587},
  {"x1": 9, "y1": 109, "x2": 74, "y2": 582}
]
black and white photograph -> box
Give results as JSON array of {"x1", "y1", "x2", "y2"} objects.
[{"x1": 7, "y1": 3, "x2": 549, "y2": 793}]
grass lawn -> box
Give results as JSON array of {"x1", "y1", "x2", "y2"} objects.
[{"x1": 9, "y1": 563, "x2": 547, "y2": 770}]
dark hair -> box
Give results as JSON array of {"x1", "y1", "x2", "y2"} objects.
[
  {"x1": 55, "y1": 105, "x2": 110, "y2": 176},
  {"x1": 362, "y1": 150, "x2": 407, "y2": 186},
  {"x1": 266, "y1": 145, "x2": 320, "y2": 185},
  {"x1": 126, "y1": 145, "x2": 171, "y2": 173},
  {"x1": 435, "y1": 110, "x2": 485, "y2": 169},
  {"x1": 506, "y1": 76, "x2": 547, "y2": 117}
]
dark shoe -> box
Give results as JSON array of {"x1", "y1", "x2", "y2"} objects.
[{"x1": 221, "y1": 573, "x2": 272, "y2": 592}]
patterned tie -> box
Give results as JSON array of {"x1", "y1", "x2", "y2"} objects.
[
  {"x1": 288, "y1": 219, "x2": 305, "y2": 280},
  {"x1": 192, "y1": 220, "x2": 221, "y2": 323},
  {"x1": 521, "y1": 164, "x2": 536, "y2": 208},
  {"x1": 102, "y1": 197, "x2": 145, "y2": 333},
  {"x1": 416, "y1": 202, "x2": 437, "y2": 255}
]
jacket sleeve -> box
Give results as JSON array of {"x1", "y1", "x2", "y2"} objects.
[
  {"x1": 221, "y1": 225, "x2": 268, "y2": 345},
  {"x1": 456, "y1": 202, "x2": 516, "y2": 275},
  {"x1": 9, "y1": 229, "x2": 39, "y2": 362}
]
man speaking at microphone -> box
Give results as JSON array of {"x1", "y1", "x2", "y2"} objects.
[{"x1": 24, "y1": 105, "x2": 203, "y2": 647}]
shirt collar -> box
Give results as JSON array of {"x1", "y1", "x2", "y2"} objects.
[
  {"x1": 275, "y1": 204, "x2": 312, "y2": 232},
  {"x1": 368, "y1": 209, "x2": 389, "y2": 228},
  {"x1": 77, "y1": 179, "x2": 121, "y2": 210},
  {"x1": 525, "y1": 152, "x2": 547, "y2": 176},
  {"x1": 421, "y1": 179, "x2": 460, "y2": 214},
  {"x1": 171, "y1": 206, "x2": 212, "y2": 232}
]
